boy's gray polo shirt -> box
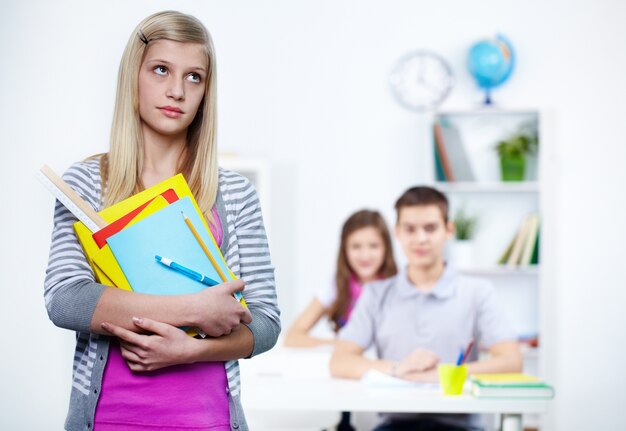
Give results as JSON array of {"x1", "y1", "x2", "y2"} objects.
[
  {"x1": 340, "y1": 266, "x2": 516, "y2": 365},
  {"x1": 339, "y1": 266, "x2": 517, "y2": 428}
]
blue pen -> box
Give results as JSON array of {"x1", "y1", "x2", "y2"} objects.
[
  {"x1": 155, "y1": 256, "x2": 245, "y2": 303},
  {"x1": 155, "y1": 255, "x2": 219, "y2": 287},
  {"x1": 455, "y1": 348, "x2": 465, "y2": 366},
  {"x1": 455, "y1": 337, "x2": 475, "y2": 366}
]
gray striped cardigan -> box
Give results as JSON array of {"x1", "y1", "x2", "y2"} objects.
[{"x1": 44, "y1": 158, "x2": 280, "y2": 431}]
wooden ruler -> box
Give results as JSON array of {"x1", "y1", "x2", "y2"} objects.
[{"x1": 38, "y1": 165, "x2": 107, "y2": 233}]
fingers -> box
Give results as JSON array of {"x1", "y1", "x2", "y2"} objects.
[
  {"x1": 218, "y1": 320, "x2": 242, "y2": 336},
  {"x1": 225, "y1": 279, "x2": 245, "y2": 293},
  {"x1": 240, "y1": 308, "x2": 252, "y2": 324},
  {"x1": 416, "y1": 357, "x2": 437, "y2": 372},
  {"x1": 423, "y1": 352, "x2": 439, "y2": 369},
  {"x1": 125, "y1": 359, "x2": 152, "y2": 372},
  {"x1": 196, "y1": 279, "x2": 253, "y2": 335},
  {"x1": 411, "y1": 350, "x2": 438, "y2": 368},
  {"x1": 119, "y1": 343, "x2": 145, "y2": 363},
  {"x1": 228, "y1": 303, "x2": 251, "y2": 327},
  {"x1": 127, "y1": 362, "x2": 146, "y2": 372},
  {"x1": 119, "y1": 342, "x2": 157, "y2": 372},
  {"x1": 221, "y1": 329, "x2": 232, "y2": 336},
  {"x1": 101, "y1": 322, "x2": 147, "y2": 348},
  {"x1": 131, "y1": 316, "x2": 171, "y2": 336},
  {"x1": 399, "y1": 350, "x2": 439, "y2": 373},
  {"x1": 417, "y1": 358, "x2": 438, "y2": 372}
]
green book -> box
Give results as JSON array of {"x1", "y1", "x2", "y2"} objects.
[
  {"x1": 530, "y1": 228, "x2": 540, "y2": 264},
  {"x1": 470, "y1": 374, "x2": 554, "y2": 398}
]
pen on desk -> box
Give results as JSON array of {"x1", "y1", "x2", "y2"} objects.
[
  {"x1": 155, "y1": 255, "x2": 219, "y2": 287},
  {"x1": 459, "y1": 338, "x2": 475, "y2": 366}
]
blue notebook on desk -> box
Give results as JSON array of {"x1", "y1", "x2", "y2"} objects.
[{"x1": 107, "y1": 196, "x2": 232, "y2": 295}]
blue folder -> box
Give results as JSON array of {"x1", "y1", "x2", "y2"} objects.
[{"x1": 107, "y1": 196, "x2": 232, "y2": 295}]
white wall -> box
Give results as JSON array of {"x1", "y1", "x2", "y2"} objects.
[{"x1": 1, "y1": 0, "x2": 625, "y2": 429}]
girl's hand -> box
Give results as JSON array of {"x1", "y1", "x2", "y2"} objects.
[
  {"x1": 101, "y1": 317, "x2": 201, "y2": 372},
  {"x1": 192, "y1": 280, "x2": 252, "y2": 337},
  {"x1": 396, "y1": 348, "x2": 440, "y2": 377}
]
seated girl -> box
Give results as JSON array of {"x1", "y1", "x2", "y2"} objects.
[{"x1": 285, "y1": 209, "x2": 397, "y2": 347}]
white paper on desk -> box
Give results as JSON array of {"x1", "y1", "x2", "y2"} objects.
[{"x1": 361, "y1": 370, "x2": 440, "y2": 390}]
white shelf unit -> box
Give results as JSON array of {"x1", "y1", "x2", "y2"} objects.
[
  {"x1": 432, "y1": 109, "x2": 546, "y2": 431},
  {"x1": 431, "y1": 108, "x2": 542, "y2": 345},
  {"x1": 218, "y1": 155, "x2": 271, "y2": 235}
]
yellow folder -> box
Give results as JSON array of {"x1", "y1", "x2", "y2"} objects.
[
  {"x1": 73, "y1": 174, "x2": 227, "y2": 288},
  {"x1": 90, "y1": 196, "x2": 170, "y2": 290}
]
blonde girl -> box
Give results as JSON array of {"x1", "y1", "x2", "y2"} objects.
[{"x1": 44, "y1": 11, "x2": 279, "y2": 431}]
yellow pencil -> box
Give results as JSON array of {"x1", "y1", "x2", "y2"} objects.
[
  {"x1": 182, "y1": 211, "x2": 247, "y2": 307},
  {"x1": 182, "y1": 212, "x2": 228, "y2": 282}
]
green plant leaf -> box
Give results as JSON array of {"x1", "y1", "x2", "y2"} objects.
[
  {"x1": 453, "y1": 208, "x2": 478, "y2": 240},
  {"x1": 495, "y1": 122, "x2": 538, "y2": 158}
]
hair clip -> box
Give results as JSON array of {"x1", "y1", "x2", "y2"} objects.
[{"x1": 138, "y1": 30, "x2": 149, "y2": 45}]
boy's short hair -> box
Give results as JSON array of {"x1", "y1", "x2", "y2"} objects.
[{"x1": 394, "y1": 186, "x2": 449, "y2": 223}]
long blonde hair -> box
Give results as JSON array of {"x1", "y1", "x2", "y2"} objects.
[{"x1": 102, "y1": 11, "x2": 218, "y2": 220}]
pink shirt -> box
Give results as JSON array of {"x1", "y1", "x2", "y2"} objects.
[
  {"x1": 95, "y1": 208, "x2": 230, "y2": 431},
  {"x1": 344, "y1": 273, "x2": 364, "y2": 322},
  {"x1": 315, "y1": 273, "x2": 365, "y2": 328}
]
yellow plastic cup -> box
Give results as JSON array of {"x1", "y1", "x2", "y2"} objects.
[{"x1": 438, "y1": 364, "x2": 468, "y2": 396}]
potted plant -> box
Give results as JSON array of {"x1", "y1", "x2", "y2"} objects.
[
  {"x1": 495, "y1": 124, "x2": 538, "y2": 181},
  {"x1": 448, "y1": 207, "x2": 478, "y2": 269}
]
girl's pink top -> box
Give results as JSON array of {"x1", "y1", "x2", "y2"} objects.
[
  {"x1": 94, "y1": 208, "x2": 230, "y2": 431},
  {"x1": 344, "y1": 273, "x2": 364, "y2": 322}
]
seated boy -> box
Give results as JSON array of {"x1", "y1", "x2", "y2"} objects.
[{"x1": 330, "y1": 186, "x2": 522, "y2": 431}]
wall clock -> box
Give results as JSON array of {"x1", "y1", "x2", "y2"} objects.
[{"x1": 389, "y1": 51, "x2": 454, "y2": 111}]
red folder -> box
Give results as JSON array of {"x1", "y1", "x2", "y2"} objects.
[{"x1": 92, "y1": 188, "x2": 179, "y2": 248}]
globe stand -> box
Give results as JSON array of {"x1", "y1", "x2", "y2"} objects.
[{"x1": 483, "y1": 90, "x2": 493, "y2": 105}]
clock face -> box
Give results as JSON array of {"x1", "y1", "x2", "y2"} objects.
[{"x1": 389, "y1": 51, "x2": 454, "y2": 111}]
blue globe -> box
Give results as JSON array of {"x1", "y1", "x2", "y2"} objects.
[{"x1": 467, "y1": 34, "x2": 515, "y2": 103}]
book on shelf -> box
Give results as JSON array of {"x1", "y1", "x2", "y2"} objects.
[
  {"x1": 498, "y1": 213, "x2": 540, "y2": 267},
  {"x1": 507, "y1": 215, "x2": 530, "y2": 267},
  {"x1": 520, "y1": 214, "x2": 540, "y2": 266},
  {"x1": 497, "y1": 233, "x2": 516, "y2": 265},
  {"x1": 433, "y1": 121, "x2": 475, "y2": 181},
  {"x1": 434, "y1": 141, "x2": 447, "y2": 182},
  {"x1": 433, "y1": 122, "x2": 454, "y2": 181},
  {"x1": 530, "y1": 229, "x2": 540, "y2": 265},
  {"x1": 470, "y1": 373, "x2": 554, "y2": 399}
]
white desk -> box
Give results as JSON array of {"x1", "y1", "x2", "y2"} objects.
[{"x1": 240, "y1": 345, "x2": 551, "y2": 431}]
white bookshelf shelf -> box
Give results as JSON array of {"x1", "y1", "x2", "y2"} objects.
[
  {"x1": 437, "y1": 107, "x2": 539, "y2": 117},
  {"x1": 458, "y1": 266, "x2": 540, "y2": 277},
  {"x1": 435, "y1": 181, "x2": 539, "y2": 193}
]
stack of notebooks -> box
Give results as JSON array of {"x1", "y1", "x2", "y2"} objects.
[
  {"x1": 470, "y1": 373, "x2": 554, "y2": 398},
  {"x1": 72, "y1": 173, "x2": 246, "y2": 313}
]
